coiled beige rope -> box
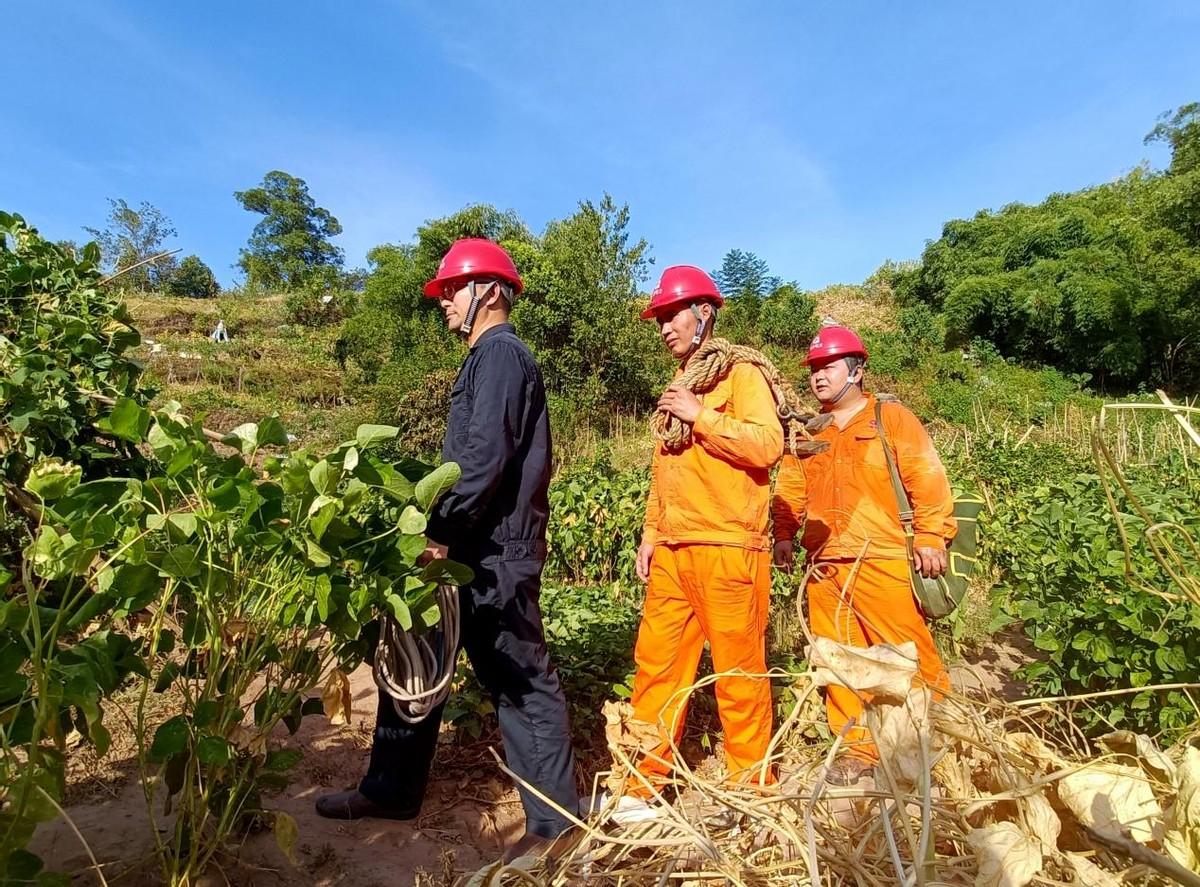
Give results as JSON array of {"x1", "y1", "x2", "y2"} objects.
[{"x1": 650, "y1": 337, "x2": 831, "y2": 454}]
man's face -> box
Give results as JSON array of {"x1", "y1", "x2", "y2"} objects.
[
  {"x1": 654, "y1": 303, "x2": 706, "y2": 360},
  {"x1": 809, "y1": 356, "x2": 859, "y2": 404},
  {"x1": 438, "y1": 281, "x2": 494, "y2": 332}
]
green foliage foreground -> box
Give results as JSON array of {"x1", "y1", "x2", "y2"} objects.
[{"x1": 0, "y1": 212, "x2": 470, "y2": 884}]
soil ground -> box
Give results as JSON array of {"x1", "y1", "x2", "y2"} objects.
[{"x1": 33, "y1": 632, "x2": 1029, "y2": 886}]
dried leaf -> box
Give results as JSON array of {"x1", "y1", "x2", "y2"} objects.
[
  {"x1": 1056, "y1": 761, "x2": 1162, "y2": 844},
  {"x1": 1164, "y1": 746, "x2": 1200, "y2": 873},
  {"x1": 965, "y1": 822, "x2": 1042, "y2": 887},
  {"x1": 868, "y1": 689, "x2": 931, "y2": 789},
  {"x1": 322, "y1": 668, "x2": 352, "y2": 726},
  {"x1": 1061, "y1": 852, "x2": 1121, "y2": 886},
  {"x1": 273, "y1": 810, "x2": 298, "y2": 864},
  {"x1": 807, "y1": 637, "x2": 918, "y2": 703},
  {"x1": 933, "y1": 748, "x2": 977, "y2": 801},
  {"x1": 1006, "y1": 732, "x2": 1066, "y2": 772},
  {"x1": 1097, "y1": 730, "x2": 1176, "y2": 785},
  {"x1": 1021, "y1": 793, "x2": 1061, "y2": 854}
]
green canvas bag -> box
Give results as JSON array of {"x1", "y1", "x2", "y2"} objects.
[{"x1": 873, "y1": 398, "x2": 984, "y2": 619}]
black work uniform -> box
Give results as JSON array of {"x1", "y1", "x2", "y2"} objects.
[{"x1": 359, "y1": 323, "x2": 579, "y2": 839}]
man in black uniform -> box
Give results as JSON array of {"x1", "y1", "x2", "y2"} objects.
[{"x1": 316, "y1": 238, "x2": 579, "y2": 860}]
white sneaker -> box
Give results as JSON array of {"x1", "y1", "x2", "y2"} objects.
[{"x1": 581, "y1": 792, "x2": 663, "y2": 825}]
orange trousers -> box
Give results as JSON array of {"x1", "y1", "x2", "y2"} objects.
[
  {"x1": 629, "y1": 544, "x2": 774, "y2": 788},
  {"x1": 806, "y1": 558, "x2": 949, "y2": 762}
]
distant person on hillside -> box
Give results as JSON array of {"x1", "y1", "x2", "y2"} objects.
[
  {"x1": 613, "y1": 265, "x2": 782, "y2": 823},
  {"x1": 315, "y1": 239, "x2": 579, "y2": 863},
  {"x1": 772, "y1": 323, "x2": 956, "y2": 785}
]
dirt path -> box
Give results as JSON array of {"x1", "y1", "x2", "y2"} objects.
[{"x1": 34, "y1": 664, "x2": 525, "y2": 886}]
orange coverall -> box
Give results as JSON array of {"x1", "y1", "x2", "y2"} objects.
[
  {"x1": 772, "y1": 394, "x2": 956, "y2": 761},
  {"x1": 632, "y1": 363, "x2": 784, "y2": 787}
]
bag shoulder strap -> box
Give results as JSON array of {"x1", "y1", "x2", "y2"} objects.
[{"x1": 874, "y1": 399, "x2": 915, "y2": 530}]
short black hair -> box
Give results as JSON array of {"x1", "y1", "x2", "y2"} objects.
[{"x1": 844, "y1": 355, "x2": 865, "y2": 376}]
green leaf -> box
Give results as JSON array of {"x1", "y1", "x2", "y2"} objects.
[
  {"x1": 25, "y1": 458, "x2": 82, "y2": 500},
  {"x1": 97, "y1": 396, "x2": 151, "y2": 443},
  {"x1": 355, "y1": 424, "x2": 400, "y2": 449},
  {"x1": 223, "y1": 422, "x2": 259, "y2": 453},
  {"x1": 161, "y1": 544, "x2": 201, "y2": 579},
  {"x1": 420, "y1": 558, "x2": 475, "y2": 587},
  {"x1": 314, "y1": 574, "x2": 332, "y2": 621},
  {"x1": 257, "y1": 415, "x2": 289, "y2": 447},
  {"x1": 5, "y1": 849, "x2": 44, "y2": 879},
  {"x1": 207, "y1": 477, "x2": 241, "y2": 510},
  {"x1": 168, "y1": 511, "x2": 198, "y2": 539},
  {"x1": 306, "y1": 538, "x2": 332, "y2": 568},
  {"x1": 265, "y1": 748, "x2": 304, "y2": 772},
  {"x1": 112, "y1": 563, "x2": 161, "y2": 612},
  {"x1": 309, "y1": 459, "x2": 334, "y2": 495},
  {"x1": 397, "y1": 505, "x2": 427, "y2": 535},
  {"x1": 150, "y1": 715, "x2": 190, "y2": 762},
  {"x1": 28, "y1": 526, "x2": 66, "y2": 579},
  {"x1": 415, "y1": 462, "x2": 461, "y2": 510},
  {"x1": 154, "y1": 661, "x2": 181, "y2": 693},
  {"x1": 308, "y1": 495, "x2": 337, "y2": 541},
  {"x1": 197, "y1": 735, "x2": 234, "y2": 766},
  {"x1": 387, "y1": 593, "x2": 413, "y2": 631}
]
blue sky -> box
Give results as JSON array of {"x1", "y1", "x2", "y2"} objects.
[{"x1": 4, "y1": 1, "x2": 1198, "y2": 289}]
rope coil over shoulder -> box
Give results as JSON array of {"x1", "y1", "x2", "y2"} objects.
[
  {"x1": 650, "y1": 337, "x2": 833, "y2": 455},
  {"x1": 373, "y1": 584, "x2": 460, "y2": 723}
]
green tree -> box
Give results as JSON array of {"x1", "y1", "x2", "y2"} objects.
[
  {"x1": 337, "y1": 204, "x2": 531, "y2": 382},
  {"x1": 83, "y1": 198, "x2": 177, "y2": 290},
  {"x1": 758, "y1": 283, "x2": 818, "y2": 350},
  {"x1": 165, "y1": 255, "x2": 220, "y2": 298},
  {"x1": 234, "y1": 171, "x2": 344, "y2": 290},
  {"x1": 515, "y1": 194, "x2": 667, "y2": 408},
  {"x1": 712, "y1": 249, "x2": 781, "y2": 300},
  {"x1": 895, "y1": 107, "x2": 1200, "y2": 390},
  {"x1": 1146, "y1": 101, "x2": 1200, "y2": 176}
]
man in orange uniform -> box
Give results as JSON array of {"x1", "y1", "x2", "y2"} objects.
[
  {"x1": 772, "y1": 324, "x2": 955, "y2": 785},
  {"x1": 622, "y1": 265, "x2": 783, "y2": 817}
]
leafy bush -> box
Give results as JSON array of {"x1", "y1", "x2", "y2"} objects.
[
  {"x1": 165, "y1": 255, "x2": 220, "y2": 299},
  {"x1": 0, "y1": 212, "x2": 471, "y2": 882},
  {"x1": 546, "y1": 451, "x2": 649, "y2": 586},
  {"x1": 991, "y1": 466, "x2": 1200, "y2": 737},
  {"x1": 758, "y1": 284, "x2": 818, "y2": 350},
  {"x1": 284, "y1": 282, "x2": 357, "y2": 327}
]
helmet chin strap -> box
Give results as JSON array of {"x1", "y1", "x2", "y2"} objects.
[
  {"x1": 461, "y1": 281, "x2": 487, "y2": 336},
  {"x1": 683, "y1": 303, "x2": 707, "y2": 359},
  {"x1": 826, "y1": 361, "x2": 863, "y2": 405}
]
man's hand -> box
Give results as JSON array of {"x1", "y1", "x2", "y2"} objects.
[
  {"x1": 914, "y1": 546, "x2": 947, "y2": 579},
  {"x1": 419, "y1": 539, "x2": 449, "y2": 566},
  {"x1": 657, "y1": 385, "x2": 703, "y2": 425},
  {"x1": 772, "y1": 540, "x2": 794, "y2": 573},
  {"x1": 636, "y1": 542, "x2": 655, "y2": 583}
]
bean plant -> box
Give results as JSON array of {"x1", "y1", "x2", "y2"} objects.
[{"x1": 0, "y1": 212, "x2": 470, "y2": 885}]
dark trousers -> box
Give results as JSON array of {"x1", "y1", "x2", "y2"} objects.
[{"x1": 359, "y1": 556, "x2": 579, "y2": 838}]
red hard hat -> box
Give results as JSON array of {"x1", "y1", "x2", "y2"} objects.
[
  {"x1": 423, "y1": 238, "x2": 524, "y2": 298},
  {"x1": 804, "y1": 324, "x2": 868, "y2": 366},
  {"x1": 640, "y1": 265, "x2": 724, "y2": 320}
]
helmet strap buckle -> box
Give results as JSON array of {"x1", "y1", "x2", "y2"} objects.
[{"x1": 689, "y1": 303, "x2": 706, "y2": 347}]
